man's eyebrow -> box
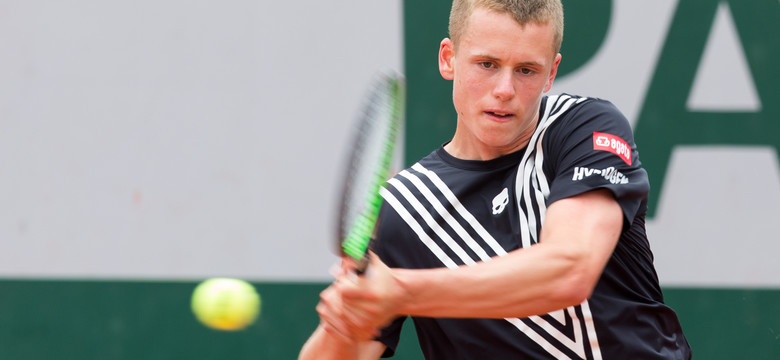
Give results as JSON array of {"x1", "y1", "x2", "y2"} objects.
[
  {"x1": 473, "y1": 53, "x2": 543, "y2": 67},
  {"x1": 474, "y1": 53, "x2": 500, "y2": 61}
]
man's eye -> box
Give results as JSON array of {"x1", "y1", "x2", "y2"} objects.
[
  {"x1": 480, "y1": 62, "x2": 494, "y2": 69},
  {"x1": 519, "y1": 68, "x2": 534, "y2": 75}
]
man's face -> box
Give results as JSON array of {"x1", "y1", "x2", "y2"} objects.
[{"x1": 439, "y1": 7, "x2": 561, "y2": 159}]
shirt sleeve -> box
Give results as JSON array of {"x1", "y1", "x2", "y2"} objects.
[
  {"x1": 543, "y1": 98, "x2": 650, "y2": 224},
  {"x1": 374, "y1": 316, "x2": 406, "y2": 358}
]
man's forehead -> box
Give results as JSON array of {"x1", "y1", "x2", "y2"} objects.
[{"x1": 458, "y1": 10, "x2": 557, "y2": 58}]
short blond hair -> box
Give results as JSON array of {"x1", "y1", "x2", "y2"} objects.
[{"x1": 448, "y1": 0, "x2": 564, "y2": 53}]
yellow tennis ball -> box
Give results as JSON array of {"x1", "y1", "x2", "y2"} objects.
[{"x1": 191, "y1": 278, "x2": 261, "y2": 331}]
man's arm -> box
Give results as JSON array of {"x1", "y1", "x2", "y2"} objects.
[
  {"x1": 298, "y1": 324, "x2": 386, "y2": 360},
  {"x1": 298, "y1": 267, "x2": 387, "y2": 360},
  {"x1": 338, "y1": 189, "x2": 622, "y2": 336}
]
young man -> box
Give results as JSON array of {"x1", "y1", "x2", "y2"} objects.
[{"x1": 300, "y1": 0, "x2": 692, "y2": 359}]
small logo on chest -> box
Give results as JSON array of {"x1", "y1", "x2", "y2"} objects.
[{"x1": 492, "y1": 188, "x2": 509, "y2": 215}]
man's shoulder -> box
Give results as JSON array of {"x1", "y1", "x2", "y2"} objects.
[
  {"x1": 406, "y1": 146, "x2": 449, "y2": 171},
  {"x1": 542, "y1": 93, "x2": 629, "y2": 133},
  {"x1": 544, "y1": 93, "x2": 622, "y2": 117}
]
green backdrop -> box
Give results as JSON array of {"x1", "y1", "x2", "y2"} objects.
[{"x1": 1, "y1": 280, "x2": 778, "y2": 359}]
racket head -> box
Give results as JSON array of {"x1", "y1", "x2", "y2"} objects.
[{"x1": 336, "y1": 70, "x2": 405, "y2": 272}]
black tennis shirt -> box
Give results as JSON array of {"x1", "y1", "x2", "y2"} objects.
[{"x1": 373, "y1": 94, "x2": 692, "y2": 359}]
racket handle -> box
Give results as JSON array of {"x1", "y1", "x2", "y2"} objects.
[{"x1": 354, "y1": 253, "x2": 369, "y2": 275}]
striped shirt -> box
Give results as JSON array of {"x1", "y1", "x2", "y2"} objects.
[{"x1": 374, "y1": 94, "x2": 691, "y2": 359}]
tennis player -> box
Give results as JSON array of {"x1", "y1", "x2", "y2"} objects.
[{"x1": 300, "y1": 0, "x2": 692, "y2": 358}]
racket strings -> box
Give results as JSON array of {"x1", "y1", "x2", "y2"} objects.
[{"x1": 339, "y1": 73, "x2": 404, "y2": 261}]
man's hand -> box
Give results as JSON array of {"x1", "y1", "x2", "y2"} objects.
[
  {"x1": 316, "y1": 279, "x2": 360, "y2": 343},
  {"x1": 334, "y1": 253, "x2": 405, "y2": 342},
  {"x1": 302, "y1": 256, "x2": 390, "y2": 360}
]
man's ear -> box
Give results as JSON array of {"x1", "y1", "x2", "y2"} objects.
[
  {"x1": 544, "y1": 53, "x2": 562, "y2": 92},
  {"x1": 439, "y1": 38, "x2": 455, "y2": 80}
]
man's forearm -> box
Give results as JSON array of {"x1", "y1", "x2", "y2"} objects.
[
  {"x1": 299, "y1": 324, "x2": 386, "y2": 360},
  {"x1": 393, "y1": 190, "x2": 622, "y2": 319},
  {"x1": 393, "y1": 242, "x2": 589, "y2": 319},
  {"x1": 299, "y1": 325, "x2": 358, "y2": 360}
]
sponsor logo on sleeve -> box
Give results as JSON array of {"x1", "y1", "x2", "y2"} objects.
[
  {"x1": 593, "y1": 132, "x2": 632, "y2": 165},
  {"x1": 572, "y1": 166, "x2": 629, "y2": 184}
]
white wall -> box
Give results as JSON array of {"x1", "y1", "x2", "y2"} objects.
[{"x1": 0, "y1": 0, "x2": 403, "y2": 281}]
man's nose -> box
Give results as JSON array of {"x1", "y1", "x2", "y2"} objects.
[{"x1": 492, "y1": 70, "x2": 516, "y2": 101}]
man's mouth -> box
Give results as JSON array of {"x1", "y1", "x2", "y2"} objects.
[{"x1": 486, "y1": 111, "x2": 513, "y2": 118}]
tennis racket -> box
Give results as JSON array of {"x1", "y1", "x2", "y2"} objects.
[{"x1": 336, "y1": 70, "x2": 405, "y2": 274}]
